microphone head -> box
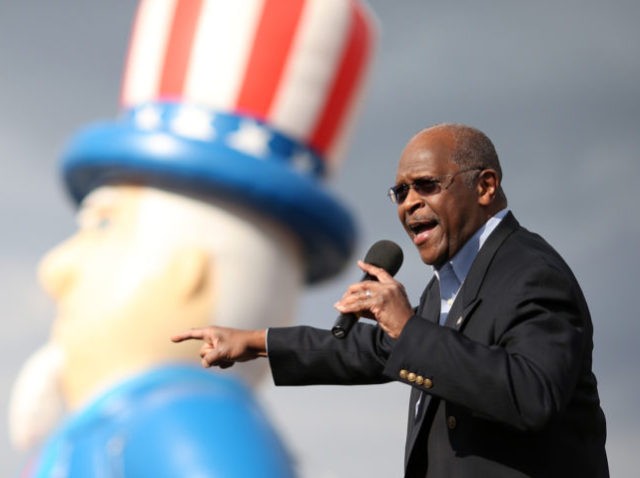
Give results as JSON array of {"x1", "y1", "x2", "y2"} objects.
[{"x1": 363, "y1": 240, "x2": 403, "y2": 276}]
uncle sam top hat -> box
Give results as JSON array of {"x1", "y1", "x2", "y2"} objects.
[{"x1": 61, "y1": 0, "x2": 377, "y2": 283}]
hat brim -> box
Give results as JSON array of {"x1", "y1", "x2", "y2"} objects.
[{"x1": 61, "y1": 121, "x2": 356, "y2": 283}]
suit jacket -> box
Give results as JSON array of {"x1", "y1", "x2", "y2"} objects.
[{"x1": 268, "y1": 213, "x2": 608, "y2": 477}]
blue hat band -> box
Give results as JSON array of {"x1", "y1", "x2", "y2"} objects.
[
  {"x1": 61, "y1": 102, "x2": 356, "y2": 283},
  {"x1": 123, "y1": 103, "x2": 326, "y2": 178}
]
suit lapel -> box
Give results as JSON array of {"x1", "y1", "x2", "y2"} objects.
[
  {"x1": 418, "y1": 277, "x2": 440, "y2": 323},
  {"x1": 444, "y1": 298, "x2": 481, "y2": 331},
  {"x1": 443, "y1": 212, "x2": 520, "y2": 331}
]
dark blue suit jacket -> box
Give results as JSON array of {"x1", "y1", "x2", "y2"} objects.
[{"x1": 268, "y1": 213, "x2": 608, "y2": 477}]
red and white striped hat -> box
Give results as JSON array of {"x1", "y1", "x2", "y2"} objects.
[{"x1": 61, "y1": 0, "x2": 378, "y2": 283}]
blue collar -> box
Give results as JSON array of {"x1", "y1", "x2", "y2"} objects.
[{"x1": 436, "y1": 208, "x2": 509, "y2": 286}]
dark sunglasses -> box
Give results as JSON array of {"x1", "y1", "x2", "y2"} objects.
[{"x1": 388, "y1": 167, "x2": 483, "y2": 204}]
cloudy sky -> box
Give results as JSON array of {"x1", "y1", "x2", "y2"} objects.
[{"x1": 1, "y1": 1, "x2": 639, "y2": 476}]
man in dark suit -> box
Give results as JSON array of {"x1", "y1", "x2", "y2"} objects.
[{"x1": 173, "y1": 123, "x2": 609, "y2": 477}]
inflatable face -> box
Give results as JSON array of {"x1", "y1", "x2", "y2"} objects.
[{"x1": 10, "y1": 184, "x2": 304, "y2": 447}]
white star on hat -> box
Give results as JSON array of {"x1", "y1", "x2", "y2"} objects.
[
  {"x1": 170, "y1": 106, "x2": 216, "y2": 140},
  {"x1": 226, "y1": 120, "x2": 271, "y2": 158}
]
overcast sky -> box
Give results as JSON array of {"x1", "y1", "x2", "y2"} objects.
[{"x1": 1, "y1": 1, "x2": 639, "y2": 477}]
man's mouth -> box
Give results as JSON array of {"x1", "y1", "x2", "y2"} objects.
[{"x1": 406, "y1": 219, "x2": 438, "y2": 244}]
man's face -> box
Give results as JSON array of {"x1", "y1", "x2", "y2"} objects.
[{"x1": 394, "y1": 128, "x2": 486, "y2": 268}]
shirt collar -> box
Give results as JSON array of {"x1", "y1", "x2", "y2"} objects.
[{"x1": 435, "y1": 208, "x2": 509, "y2": 285}]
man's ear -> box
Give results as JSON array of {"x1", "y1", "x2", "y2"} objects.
[
  {"x1": 477, "y1": 169, "x2": 499, "y2": 206},
  {"x1": 168, "y1": 246, "x2": 211, "y2": 301}
]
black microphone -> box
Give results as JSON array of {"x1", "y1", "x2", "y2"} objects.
[{"x1": 331, "y1": 240, "x2": 404, "y2": 339}]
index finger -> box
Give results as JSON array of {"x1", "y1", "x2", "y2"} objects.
[
  {"x1": 357, "y1": 260, "x2": 394, "y2": 282},
  {"x1": 171, "y1": 328, "x2": 207, "y2": 343}
]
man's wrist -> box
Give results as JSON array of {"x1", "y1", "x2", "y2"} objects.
[{"x1": 249, "y1": 329, "x2": 268, "y2": 357}]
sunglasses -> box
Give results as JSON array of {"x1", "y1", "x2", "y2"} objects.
[{"x1": 388, "y1": 167, "x2": 483, "y2": 204}]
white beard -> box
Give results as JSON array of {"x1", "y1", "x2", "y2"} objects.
[{"x1": 9, "y1": 342, "x2": 66, "y2": 451}]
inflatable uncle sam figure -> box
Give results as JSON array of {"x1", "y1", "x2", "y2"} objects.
[{"x1": 9, "y1": 0, "x2": 377, "y2": 476}]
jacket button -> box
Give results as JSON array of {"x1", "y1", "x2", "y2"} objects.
[
  {"x1": 423, "y1": 378, "x2": 433, "y2": 389},
  {"x1": 447, "y1": 416, "x2": 457, "y2": 429},
  {"x1": 399, "y1": 369, "x2": 408, "y2": 380},
  {"x1": 415, "y1": 375, "x2": 424, "y2": 386},
  {"x1": 407, "y1": 372, "x2": 417, "y2": 382}
]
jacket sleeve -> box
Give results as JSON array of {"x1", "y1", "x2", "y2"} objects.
[
  {"x1": 384, "y1": 256, "x2": 591, "y2": 432},
  {"x1": 267, "y1": 323, "x2": 395, "y2": 386}
]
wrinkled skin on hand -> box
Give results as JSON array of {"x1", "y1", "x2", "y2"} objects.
[
  {"x1": 171, "y1": 327, "x2": 268, "y2": 369},
  {"x1": 334, "y1": 260, "x2": 413, "y2": 339}
]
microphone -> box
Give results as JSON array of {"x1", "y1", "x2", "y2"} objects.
[{"x1": 331, "y1": 240, "x2": 404, "y2": 339}]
